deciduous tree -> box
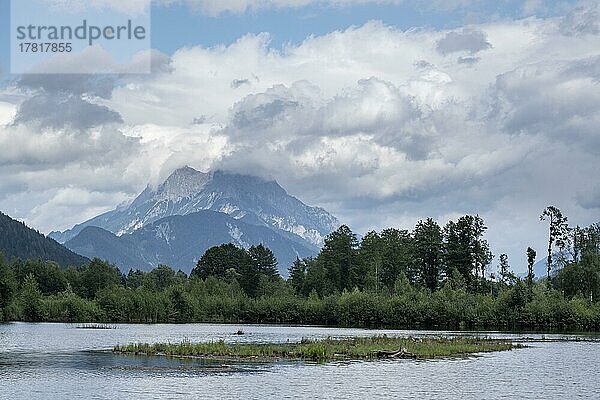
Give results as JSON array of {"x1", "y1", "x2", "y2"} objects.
[{"x1": 540, "y1": 206, "x2": 570, "y2": 282}]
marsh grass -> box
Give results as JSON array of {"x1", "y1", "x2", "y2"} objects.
[{"x1": 114, "y1": 335, "x2": 520, "y2": 362}]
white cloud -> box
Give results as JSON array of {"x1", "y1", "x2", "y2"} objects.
[{"x1": 0, "y1": 102, "x2": 17, "y2": 125}]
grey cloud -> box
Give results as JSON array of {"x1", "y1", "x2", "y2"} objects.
[
  {"x1": 486, "y1": 57, "x2": 600, "y2": 150},
  {"x1": 0, "y1": 125, "x2": 138, "y2": 168},
  {"x1": 228, "y1": 84, "x2": 309, "y2": 136},
  {"x1": 1, "y1": 73, "x2": 141, "y2": 219},
  {"x1": 13, "y1": 74, "x2": 126, "y2": 131},
  {"x1": 192, "y1": 115, "x2": 208, "y2": 124},
  {"x1": 0, "y1": 121, "x2": 142, "y2": 231},
  {"x1": 577, "y1": 184, "x2": 600, "y2": 210},
  {"x1": 436, "y1": 28, "x2": 492, "y2": 55},
  {"x1": 19, "y1": 74, "x2": 117, "y2": 98},
  {"x1": 148, "y1": 50, "x2": 173, "y2": 74},
  {"x1": 457, "y1": 56, "x2": 480, "y2": 65},
  {"x1": 560, "y1": 4, "x2": 599, "y2": 37},
  {"x1": 13, "y1": 93, "x2": 122, "y2": 130},
  {"x1": 414, "y1": 60, "x2": 435, "y2": 70},
  {"x1": 231, "y1": 78, "x2": 251, "y2": 89},
  {"x1": 232, "y1": 98, "x2": 300, "y2": 130},
  {"x1": 562, "y1": 55, "x2": 600, "y2": 81}
]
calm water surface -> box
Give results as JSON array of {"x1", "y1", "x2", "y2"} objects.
[{"x1": 0, "y1": 323, "x2": 598, "y2": 399}]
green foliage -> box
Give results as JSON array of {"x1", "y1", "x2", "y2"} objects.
[
  {"x1": 288, "y1": 258, "x2": 309, "y2": 296},
  {"x1": 414, "y1": 219, "x2": 443, "y2": 291},
  {"x1": 318, "y1": 225, "x2": 360, "y2": 293},
  {"x1": 249, "y1": 244, "x2": 279, "y2": 278},
  {"x1": 2, "y1": 213, "x2": 600, "y2": 331},
  {"x1": 192, "y1": 244, "x2": 250, "y2": 279},
  {"x1": 43, "y1": 288, "x2": 104, "y2": 322},
  {"x1": 191, "y1": 243, "x2": 263, "y2": 297},
  {"x1": 379, "y1": 229, "x2": 415, "y2": 292},
  {"x1": 558, "y1": 224, "x2": 600, "y2": 302},
  {"x1": 444, "y1": 215, "x2": 493, "y2": 292},
  {"x1": 18, "y1": 273, "x2": 44, "y2": 321},
  {"x1": 12, "y1": 259, "x2": 68, "y2": 295},
  {"x1": 145, "y1": 265, "x2": 179, "y2": 291},
  {"x1": 77, "y1": 259, "x2": 122, "y2": 299},
  {"x1": 0, "y1": 253, "x2": 17, "y2": 320},
  {"x1": 0, "y1": 212, "x2": 88, "y2": 267}
]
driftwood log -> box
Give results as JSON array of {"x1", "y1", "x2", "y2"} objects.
[{"x1": 373, "y1": 347, "x2": 417, "y2": 359}]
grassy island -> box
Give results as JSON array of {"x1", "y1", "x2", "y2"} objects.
[{"x1": 114, "y1": 336, "x2": 520, "y2": 362}]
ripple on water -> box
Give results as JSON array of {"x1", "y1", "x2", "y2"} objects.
[{"x1": 0, "y1": 323, "x2": 599, "y2": 399}]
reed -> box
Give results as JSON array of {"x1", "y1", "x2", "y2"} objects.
[{"x1": 114, "y1": 335, "x2": 519, "y2": 362}]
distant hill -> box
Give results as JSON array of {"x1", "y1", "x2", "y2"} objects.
[
  {"x1": 65, "y1": 210, "x2": 317, "y2": 275},
  {"x1": 0, "y1": 211, "x2": 88, "y2": 267}
]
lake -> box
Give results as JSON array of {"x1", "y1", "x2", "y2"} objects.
[{"x1": 0, "y1": 323, "x2": 598, "y2": 399}]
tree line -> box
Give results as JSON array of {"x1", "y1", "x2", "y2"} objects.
[{"x1": 0, "y1": 207, "x2": 599, "y2": 330}]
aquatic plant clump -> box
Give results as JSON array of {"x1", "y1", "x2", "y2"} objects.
[{"x1": 114, "y1": 336, "x2": 520, "y2": 362}]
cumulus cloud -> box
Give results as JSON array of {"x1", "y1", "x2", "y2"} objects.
[
  {"x1": 560, "y1": 2, "x2": 600, "y2": 36},
  {"x1": 14, "y1": 94, "x2": 123, "y2": 130},
  {"x1": 436, "y1": 28, "x2": 492, "y2": 55},
  {"x1": 488, "y1": 56, "x2": 600, "y2": 149},
  {"x1": 12, "y1": 72, "x2": 122, "y2": 130},
  {"x1": 0, "y1": 102, "x2": 18, "y2": 126}
]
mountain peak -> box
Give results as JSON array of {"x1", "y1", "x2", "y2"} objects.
[
  {"x1": 157, "y1": 166, "x2": 210, "y2": 201},
  {"x1": 50, "y1": 167, "x2": 339, "y2": 249},
  {"x1": 170, "y1": 165, "x2": 200, "y2": 176}
]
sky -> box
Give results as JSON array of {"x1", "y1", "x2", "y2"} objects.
[{"x1": 0, "y1": 0, "x2": 598, "y2": 273}]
